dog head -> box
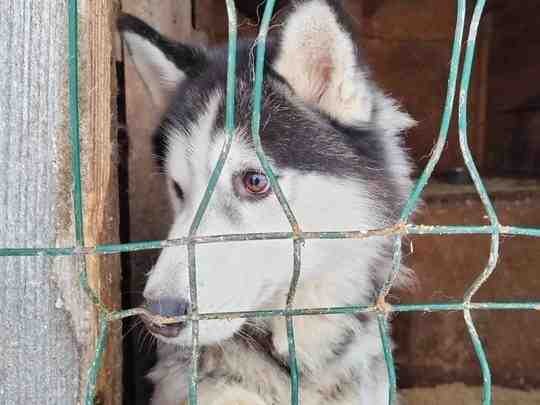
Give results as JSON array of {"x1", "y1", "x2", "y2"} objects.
[{"x1": 119, "y1": 0, "x2": 415, "y2": 346}]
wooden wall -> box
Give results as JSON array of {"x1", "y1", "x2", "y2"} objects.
[
  {"x1": 485, "y1": 0, "x2": 540, "y2": 175},
  {"x1": 357, "y1": 0, "x2": 490, "y2": 176},
  {"x1": 0, "y1": 0, "x2": 121, "y2": 404}
]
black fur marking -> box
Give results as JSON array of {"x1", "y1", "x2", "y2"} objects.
[
  {"x1": 157, "y1": 38, "x2": 398, "y2": 196},
  {"x1": 124, "y1": 1, "x2": 408, "y2": 221},
  {"x1": 328, "y1": 327, "x2": 356, "y2": 362},
  {"x1": 322, "y1": 313, "x2": 375, "y2": 366},
  {"x1": 172, "y1": 181, "x2": 184, "y2": 200},
  {"x1": 355, "y1": 311, "x2": 372, "y2": 325},
  {"x1": 152, "y1": 77, "x2": 217, "y2": 169},
  {"x1": 202, "y1": 369, "x2": 244, "y2": 386},
  {"x1": 117, "y1": 14, "x2": 207, "y2": 79},
  {"x1": 237, "y1": 322, "x2": 292, "y2": 376}
]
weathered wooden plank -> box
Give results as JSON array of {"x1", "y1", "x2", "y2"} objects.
[
  {"x1": 0, "y1": 1, "x2": 80, "y2": 403},
  {"x1": 79, "y1": 1, "x2": 122, "y2": 404},
  {"x1": 119, "y1": 2, "x2": 204, "y2": 403},
  {"x1": 0, "y1": 0, "x2": 121, "y2": 404},
  {"x1": 120, "y1": 0, "x2": 205, "y2": 248}
]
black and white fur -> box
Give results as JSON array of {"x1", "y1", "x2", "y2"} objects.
[{"x1": 119, "y1": 1, "x2": 415, "y2": 404}]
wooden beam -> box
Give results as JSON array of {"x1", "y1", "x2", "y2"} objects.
[
  {"x1": 0, "y1": 2, "x2": 81, "y2": 403},
  {"x1": 0, "y1": 1, "x2": 121, "y2": 404},
  {"x1": 79, "y1": 0, "x2": 122, "y2": 404}
]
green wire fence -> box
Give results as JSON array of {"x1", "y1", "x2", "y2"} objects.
[{"x1": 1, "y1": 0, "x2": 539, "y2": 404}]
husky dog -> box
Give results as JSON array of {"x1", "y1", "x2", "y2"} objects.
[{"x1": 119, "y1": 1, "x2": 415, "y2": 404}]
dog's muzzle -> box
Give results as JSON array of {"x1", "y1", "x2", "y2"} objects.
[{"x1": 142, "y1": 298, "x2": 189, "y2": 338}]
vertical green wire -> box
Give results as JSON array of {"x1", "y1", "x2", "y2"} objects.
[
  {"x1": 379, "y1": 234, "x2": 402, "y2": 405},
  {"x1": 224, "y1": 1, "x2": 239, "y2": 135},
  {"x1": 251, "y1": 0, "x2": 301, "y2": 234},
  {"x1": 378, "y1": 314, "x2": 397, "y2": 405},
  {"x1": 285, "y1": 239, "x2": 302, "y2": 404},
  {"x1": 378, "y1": 2, "x2": 468, "y2": 403},
  {"x1": 68, "y1": 0, "x2": 103, "y2": 312},
  {"x1": 399, "y1": 0, "x2": 467, "y2": 221},
  {"x1": 68, "y1": 0, "x2": 84, "y2": 246},
  {"x1": 187, "y1": 242, "x2": 201, "y2": 405},
  {"x1": 187, "y1": 2, "x2": 238, "y2": 404},
  {"x1": 252, "y1": 1, "x2": 302, "y2": 403},
  {"x1": 84, "y1": 316, "x2": 110, "y2": 405},
  {"x1": 187, "y1": 8, "x2": 238, "y2": 236},
  {"x1": 458, "y1": 0, "x2": 497, "y2": 226},
  {"x1": 379, "y1": 0, "x2": 468, "y2": 299},
  {"x1": 68, "y1": 1, "x2": 110, "y2": 403},
  {"x1": 457, "y1": 1, "x2": 495, "y2": 404}
]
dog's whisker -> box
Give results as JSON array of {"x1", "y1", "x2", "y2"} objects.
[{"x1": 122, "y1": 318, "x2": 144, "y2": 341}]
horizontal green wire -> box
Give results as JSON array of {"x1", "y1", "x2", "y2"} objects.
[
  {"x1": 107, "y1": 301, "x2": 540, "y2": 323},
  {"x1": 2, "y1": 224, "x2": 538, "y2": 257},
  {"x1": 379, "y1": 0, "x2": 468, "y2": 319},
  {"x1": 459, "y1": 0, "x2": 497, "y2": 304},
  {"x1": 252, "y1": 2, "x2": 302, "y2": 403},
  {"x1": 187, "y1": 1, "x2": 239, "y2": 403}
]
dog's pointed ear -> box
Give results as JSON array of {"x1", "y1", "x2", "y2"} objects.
[
  {"x1": 118, "y1": 14, "x2": 207, "y2": 109},
  {"x1": 273, "y1": 0, "x2": 372, "y2": 125}
]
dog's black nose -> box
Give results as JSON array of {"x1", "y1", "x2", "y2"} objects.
[
  {"x1": 147, "y1": 298, "x2": 189, "y2": 317},
  {"x1": 143, "y1": 298, "x2": 189, "y2": 338}
]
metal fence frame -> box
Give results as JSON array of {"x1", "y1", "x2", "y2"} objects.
[{"x1": 1, "y1": 0, "x2": 539, "y2": 404}]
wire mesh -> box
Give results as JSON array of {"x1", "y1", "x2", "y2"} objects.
[{"x1": 0, "y1": 0, "x2": 539, "y2": 404}]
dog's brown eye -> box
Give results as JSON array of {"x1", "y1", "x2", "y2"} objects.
[{"x1": 243, "y1": 171, "x2": 270, "y2": 195}]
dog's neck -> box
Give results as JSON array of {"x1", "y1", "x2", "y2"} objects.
[
  {"x1": 149, "y1": 272, "x2": 385, "y2": 404},
  {"x1": 251, "y1": 271, "x2": 378, "y2": 376}
]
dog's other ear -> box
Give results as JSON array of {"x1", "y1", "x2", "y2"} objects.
[
  {"x1": 118, "y1": 14, "x2": 207, "y2": 109},
  {"x1": 273, "y1": 0, "x2": 372, "y2": 125}
]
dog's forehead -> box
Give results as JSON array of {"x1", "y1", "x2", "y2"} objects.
[
  {"x1": 164, "y1": 89, "x2": 262, "y2": 187},
  {"x1": 158, "y1": 41, "x2": 394, "y2": 191}
]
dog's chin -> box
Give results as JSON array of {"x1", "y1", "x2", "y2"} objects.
[{"x1": 151, "y1": 318, "x2": 246, "y2": 346}]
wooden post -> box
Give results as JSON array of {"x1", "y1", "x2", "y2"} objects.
[
  {"x1": 79, "y1": 1, "x2": 122, "y2": 404},
  {"x1": 0, "y1": 1, "x2": 121, "y2": 404}
]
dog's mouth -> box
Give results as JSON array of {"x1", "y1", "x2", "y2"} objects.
[{"x1": 141, "y1": 314, "x2": 186, "y2": 339}]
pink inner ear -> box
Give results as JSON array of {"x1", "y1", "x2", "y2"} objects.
[{"x1": 307, "y1": 56, "x2": 334, "y2": 103}]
